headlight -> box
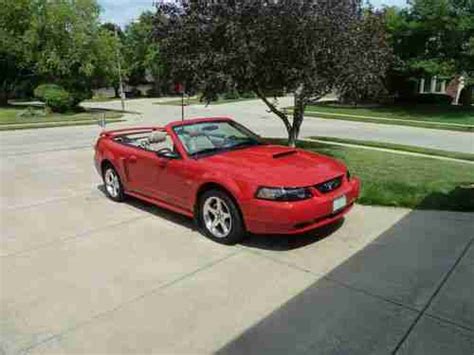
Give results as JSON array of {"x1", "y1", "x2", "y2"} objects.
[{"x1": 255, "y1": 187, "x2": 313, "y2": 201}]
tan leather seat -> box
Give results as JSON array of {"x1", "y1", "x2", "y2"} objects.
[{"x1": 147, "y1": 131, "x2": 168, "y2": 151}]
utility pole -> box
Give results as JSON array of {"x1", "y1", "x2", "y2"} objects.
[
  {"x1": 175, "y1": 83, "x2": 185, "y2": 121},
  {"x1": 182, "y1": 92, "x2": 185, "y2": 121},
  {"x1": 114, "y1": 27, "x2": 125, "y2": 112}
]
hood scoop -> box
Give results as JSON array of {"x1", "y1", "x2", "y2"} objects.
[{"x1": 273, "y1": 150, "x2": 297, "y2": 159}]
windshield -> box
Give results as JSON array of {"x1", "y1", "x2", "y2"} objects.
[{"x1": 173, "y1": 121, "x2": 262, "y2": 157}]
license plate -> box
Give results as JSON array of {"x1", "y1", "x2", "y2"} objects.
[{"x1": 333, "y1": 195, "x2": 347, "y2": 212}]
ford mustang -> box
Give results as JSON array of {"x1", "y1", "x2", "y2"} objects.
[{"x1": 94, "y1": 117, "x2": 360, "y2": 244}]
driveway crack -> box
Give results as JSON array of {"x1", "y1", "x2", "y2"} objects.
[
  {"x1": 391, "y1": 237, "x2": 474, "y2": 354},
  {"x1": 20, "y1": 250, "x2": 243, "y2": 354}
]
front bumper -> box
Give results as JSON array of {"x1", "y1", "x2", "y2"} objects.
[{"x1": 242, "y1": 177, "x2": 360, "y2": 235}]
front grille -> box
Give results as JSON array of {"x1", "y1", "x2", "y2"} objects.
[{"x1": 315, "y1": 176, "x2": 343, "y2": 194}]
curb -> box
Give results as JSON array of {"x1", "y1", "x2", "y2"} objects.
[
  {"x1": 303, "y1": 110, "x2": 474, "y2": 128},
  {"x1": 302, "y1": 138, "x2": 474, "y2": 165}
]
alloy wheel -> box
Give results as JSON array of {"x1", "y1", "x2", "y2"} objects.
[
  {"x1": 203, "y1": 196, "x2": 233, "y2": 238},
  {"x1": 104, "y1": 168, "x2": 120, "y2": 198}
]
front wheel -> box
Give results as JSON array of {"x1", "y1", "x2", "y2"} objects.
[{"x1": 198, "y1": 189, "x2": 246, "y2": 245}]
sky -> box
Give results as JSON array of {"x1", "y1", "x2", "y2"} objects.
[{"x1": 99, "y1": 0, "x2": 408, "y2": 27}]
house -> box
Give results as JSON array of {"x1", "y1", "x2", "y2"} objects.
[{"x1": 418, "y1": 75, "x2": 467, "y2": 104}]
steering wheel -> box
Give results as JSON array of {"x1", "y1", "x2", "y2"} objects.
[
  {"x1": 222, "y1": 135, "x2": 238, "y2": 147},
  {"x1": 156, "y1": 147, "x2": 176, "y2": 158}
]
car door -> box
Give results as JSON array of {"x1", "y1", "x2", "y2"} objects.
[
  {"x1": 155, "y1": 157, "x2": 197, "y2": 210},
  {"x1": 125, "y1": 148, "x2": 163, "y2": 199}
]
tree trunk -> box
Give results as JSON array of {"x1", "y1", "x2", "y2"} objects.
[
  {"x1": 288, "y1": 90, "x2": 305, "y2": 148},
  {"x1": 153, "y1": 76, "x2": 162, "y2": 97},
  {"x1": 0, "y1": 89, "x2": 9, "y2": 106},
  {"x1": 113, "y1": 85, "x2": 120, "y2": 98},
  {"x1": 253, "y1": 87, "x2": 292, "y2": 144}
]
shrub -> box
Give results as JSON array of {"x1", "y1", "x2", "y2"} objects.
[
  {"x1": 125, "y1": 88, "x2": 142, "y2": 98},
  {"x1": 418, "y1": 93, "x2": 453, "y2": 105},
  {"x1": 398, "y1": 93, "x2": 453, "y2": 105},
  {"x1": 240, "y1": 91, "x2": 256, "y2": 99},
  {"x1": 222, "y1": 90, "x2": 240, "y2": 100},
  {"x1": 34, "y1": 84, "x2": 73, "y2": 112},
  {"x1": 459, "y1": 85, "x2": 473, "y2": 106},
  {"x1": 146, "y1": 88, "x2": 161, "y2": 97},
  {"x1": 69, "y1": 89, "x2": 91, "y2": 107}
]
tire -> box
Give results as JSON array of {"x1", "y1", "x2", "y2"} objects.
[
  {"x1": 102, "y1": 164, "x2": 125, "y2": 202},
  {"x1": 198, "y1": 189, "x2": 246, "y2": 245}
]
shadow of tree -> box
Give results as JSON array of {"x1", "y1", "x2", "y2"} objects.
[{"x1": 417, "y1": 184, "x2": 474, "y2": 212}]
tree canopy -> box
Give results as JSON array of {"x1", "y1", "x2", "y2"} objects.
[
  {"x1": 0, "y1": 0, "x2": 34, "y2": 105},
  {"x1": 123, "y1": 11, "x2": 165, "y2": 95},
  {"x1": 385, "y1": 0, "x2": 474, "y2": 78},
  {"x1": 0, "y1": 0, "x2": 119, "y2": 106},
  {"x1": 155, "y1": 0, "x2": 391, "y2": 146}
]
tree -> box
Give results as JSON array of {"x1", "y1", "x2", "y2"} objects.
[
  {"x1": 155, "y1": 0, "x2": 391, "y2": 146},
  {"x1": 24, "y1": 0, "x2": 120, "y2": 105},
  {"x1": 338, "y1": 9, "x2": 392, "y2": 104},
  {"x1": 385, "y1": 0, "x2": 474, "y2": 81},
  {"x1": 0, "y1": 0, "x2": 34, "y2": 105},
  {"x1": 99, "y1": 22, "x2": 124, "y2": 98},
  {"x1": 124, "y1": 11, "x2": 164, "y2": 95}
]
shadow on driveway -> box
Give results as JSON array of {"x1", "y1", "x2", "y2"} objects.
[
  {"x1": 97, "y1": 184, "x2": 343, "y2": 252},
  {"x1": 216, "y1": 191, "x2": 474, "y2": 355},
  {"x1": 241, "y1": 219, "x2": 344, "y2": 251}
]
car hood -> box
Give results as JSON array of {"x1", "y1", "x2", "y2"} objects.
[{"x1": 201, "y1": 144, "x2": 346, "y2": 187}]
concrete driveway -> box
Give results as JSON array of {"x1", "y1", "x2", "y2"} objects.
[{"x1": 1, "y1": 101, "x2": 473, "y2": 354}]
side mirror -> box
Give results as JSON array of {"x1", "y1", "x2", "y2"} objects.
[{"x1": 156, "y1": 148, "x2": 180, "y2": 160}]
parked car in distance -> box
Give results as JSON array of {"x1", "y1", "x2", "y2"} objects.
[{"x1": 94, "y1": 117, "x2": 360, "y2": 244}]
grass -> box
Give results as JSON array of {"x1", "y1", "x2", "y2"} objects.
[
  {"x1": 0, "y1": 106, "x2": 124, "y2": 130},
  {"x1": 270, "y1": 138, "x2": 474, "y2": 211},
  {"x1": 155, "y1": 96, "x2": 257, "y2": 106},
  {"x1": 295, "y1": 104, "x2": 474, "y2": 132},
  {"x1": 308, "y1": 136, "x2": 474, "y2": 162}
]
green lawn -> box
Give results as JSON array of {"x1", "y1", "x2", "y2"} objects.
[
  {"x1": 308, "y1": 136, "x2": 474, "y2": 162},
  {"x1": 0, "y1": 106, "x2": 124, "y2": 130},
  {"x1": 299, "y1": 104, "x2": 474, "y2": 132},
  {"x1": 271, "y1": 139, "x2": 474, "y2": 211},
  {"x1": 155, "y1": 97, "x2": 257, "y2": 106}
]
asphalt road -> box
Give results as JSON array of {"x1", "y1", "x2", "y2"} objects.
[
  {"x1": 2, "y1": 97, "x2": 472, "y2": 156},
  {"x1": 0, "y1": 99, "x2": 473, "y2": 354},
  {"x1": 85, "y1": 97, "x2": 474, "y2": 154}
]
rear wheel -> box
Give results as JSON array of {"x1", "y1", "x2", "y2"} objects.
[
  {"x1": 102, "y1": 164, "x2": 125, "y2": 202},
  {"x1": 198, "y1": 189, "x2": 245, "y2": 245}
]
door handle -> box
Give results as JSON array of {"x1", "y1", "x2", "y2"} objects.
[{"x1": 128, "y1": 155, "x2": 137, "y2": 163}]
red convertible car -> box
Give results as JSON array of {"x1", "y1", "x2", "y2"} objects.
[{"x1": 94, "y1": 117, "x2": 360, "y2": 244}]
